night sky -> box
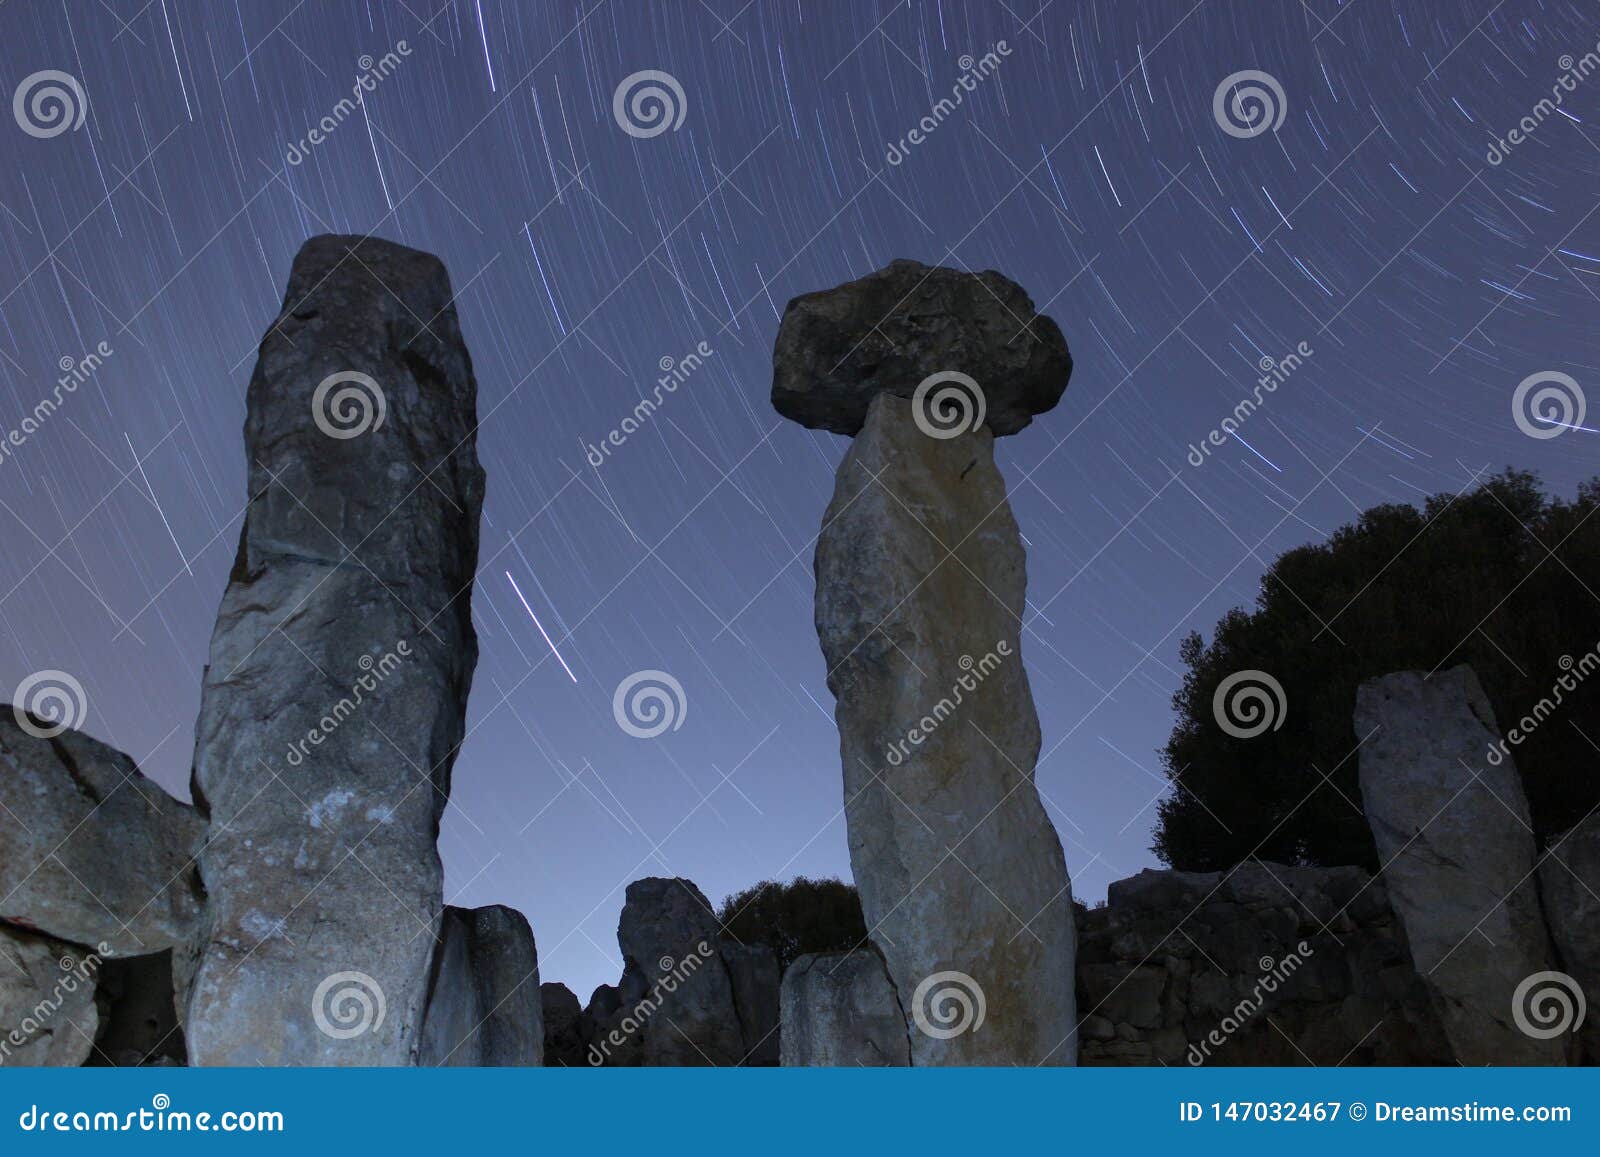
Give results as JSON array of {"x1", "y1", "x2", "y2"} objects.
[{"x1": 2, "y1": 0, "x2": 1597, "y2": 1002}]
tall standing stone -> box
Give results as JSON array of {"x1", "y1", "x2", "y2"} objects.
[
  {"x1": 1355, "y1": 666, "x2": 1570, "y2": 1064},
  {"x1": 776, "y1": 260, "x2": 1077, "y2": 1065},
  {"x1": 186, "y1": 235, "x2": 485, "y2": 1065}
]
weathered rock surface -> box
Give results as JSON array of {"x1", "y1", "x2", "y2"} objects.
[
  {"x1": 1078, "y1": 864, "x2": 1451, "y2": 1066},
  {"x1": 1355, "y1": 666, "x2": 1569, "y2": 1064},
  {"x1": 721, "y1": 940, "x2": 781, "y2": 1065},
  {"x1": 1540, "y1": 814, "x2": 1600, "y2": 1062},
  {"x1": 580, "y1": 877, "x2": 780, "y2": 1066},
  {"x1": 186, "y1": 234, "x2": 485, "y2": 1065},
  {"x1": 780, "y1": 950, "x2": 909, "y2": 1066},
  {"x1": 599, "y1": 878, "x2": 743, "y2": 1066},
  {"x1": 540, "y1": 982, "x2": 586, "y2": 1066},
  {"x1": 0, "y1": 924, "x2": 103, "y2": 1066},
  {"x1": 0, "y1": 715, "x2": 204, "y2": 957},
  {"x1": 813, "y1": 392, "x2": 1077, "y2": 1064},
  {"x1": 771, "y1": 259, "x2": 1071, "y2": 436},
  {"x1": 419, "y1": 905, "x2": 542, "y2": 1066}
]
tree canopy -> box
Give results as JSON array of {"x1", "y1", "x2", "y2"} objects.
[
  {"x1": 716, "y1": 876, "x2": 866, "y2": 973},
  {"x1": 1156, "y1": 469, "x2": 1600, "y2": 871}
]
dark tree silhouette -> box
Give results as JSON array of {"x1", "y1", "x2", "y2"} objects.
[
  {"x1": 717, "y1": 876, "x2": 866, "y2": 973},
  {"x1": 1156, "y1": 469, "x2": 1600, "y2": 871}
]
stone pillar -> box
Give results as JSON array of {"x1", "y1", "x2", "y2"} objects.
[
  {"x1": 780, "y1": 949, "x2": 909, "y2": 1066},
  {"x1": 185, "y1": 235, "x2": 485, "y2": 1065},
  {"x1": 774, "y1": 260, "x2": 1078, "y2": 1065},
  {"x1": 1355, "y1": 666, "x2": 1570, "y2": 1064}
]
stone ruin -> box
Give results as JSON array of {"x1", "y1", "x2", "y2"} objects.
[{"x1": 2, "y1": 242, "x2": 1596, "y2": 1067}]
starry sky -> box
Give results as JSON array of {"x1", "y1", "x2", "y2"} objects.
[{"x1": 2, "y1": 0, "x2": 1598, "y2": 1002}]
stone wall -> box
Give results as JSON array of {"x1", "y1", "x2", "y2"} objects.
[{"x1": 1076, "y1": 863, "x2": 1453, "y2": 1066}]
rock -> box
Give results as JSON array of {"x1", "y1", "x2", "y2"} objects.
[
  {"x1": 812, "y1": 392, "x2": 1078, "y2": 1064},
  {"x1": 1080, "y1": 865, "x2": 1451, "y2": 1067},
  {"x1": 0, "y1": 924, "x2": 103, "y2": 1066},
  {"x1": 719, "y1": 940, "x2": 781, "y2": 1065},
  {"x1": 780, "y1": 950, "x2": 909, "y2": 1066},
  {"x1": 582, "y1": 878, "x2": 782, "y2": 1066},
  {"x1": 185, "y1": 235, "x2": 486, "y2": 1065},
  {"x1": 419, "y1": 906, "x2": 543, "y2": 1066},
  {"x1": 1539, "y1": 814, "x2": 1600, "y2": 1062},
  {"x1": 771, "y1": 259, "x2": 1071, "y2": 437},
  {"x1": 1355, "y1": 666, "x2": 1568, "y2": 1064},
  {"x1": 0, "y1": 715, "x2": 205, "y2": 957},
  {"x1": 540, "y1": 982, "x2": 586, "y2": 1066},
  {"x1": 609, "y1": 878, "x2": 743, "y2": 1066}
]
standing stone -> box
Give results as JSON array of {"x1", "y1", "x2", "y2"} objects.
[
  {"x1": 580, "y1": 877, "x2": 782, "y2": 1065},
  {"x1": 186, "y1": 235, "x2": 485, "y2": 1065},
  {"x1": 419, "y1": 905, "x2": 543, "y2": 1066},
  {"x1": 540, "y1": 982, "x2": 587, "y2": 1066},
  {"x1": 720, "y1": 940, "x2": 781, "y2": 1065},
  {"x1": 812, "y1": 394, "x2": 1077, "y2": 1064},
  {"x1": 1539, "y1": 814, "x2": 1600, "y2": 1062},
  {"x1": 0, "y1": 924, "x2": 103, "y2": 1066},
  {"x1": 0, "y1": 715, "x2": 205, "y2": 957},
  {"x1": 784, "y1": 260, "x2": 1077, "y2": 1066},
  {"x1": 780, "y1": 950, "x2": 909, "y2": 1066},
  {"x1": 610, "y1": 877, "x2": 743, "y2": 1066},
  {"x1": 1355, "y1": 666, "x2": 1569, "y2": 1064}
]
